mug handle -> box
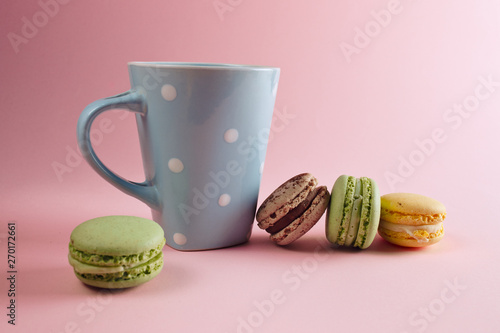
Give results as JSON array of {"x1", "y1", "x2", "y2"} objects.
[{"x1": 77, "y1": 89, "x2": 159, "y2": 209}]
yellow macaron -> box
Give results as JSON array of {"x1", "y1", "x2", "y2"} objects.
[{"x1": 377, "y1": 193, "x2": 446, "y2": 247}]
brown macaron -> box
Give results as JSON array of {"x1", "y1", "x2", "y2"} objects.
[{"x1": 256, "y1": 173, "x2": 330, "y2": 245}]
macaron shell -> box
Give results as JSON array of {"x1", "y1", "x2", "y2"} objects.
[
  {"x1": 74, "y1": 252, "x2": 164, "y2": 289},
  {"x1": 257, "y1": 173, "x2": 318, "y2": 229},
  {"x1": 75, "y1": 264, "x2": 163, "y2": 289},
  {"x1": 378, "y1": 225, "x2": 444, "y2": 247},
  {"x1": 354, "y1": 177, "x2": 380, "y2": 249},
  {"x1": 70, "y1": 216, "x2": 165, "y2": 256},
  {"x1": 271, "y1": 186, "x2": 330, "y2": 245},
  {"x1": 69, "y1": 238, "x2": 165, "y2": 267},
  {"x1": 326, "y1": 175, "x2": 353, "y2": 244},
  {"x1": 380, "y1": 193, "x2": 446, "y2": 225},
  {"x1": 68, "y1": 254, "x2": 125, "y2": 274}
]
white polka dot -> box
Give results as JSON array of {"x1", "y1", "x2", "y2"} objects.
[
  {"x1": 173, "y1": 233, "x2": 187, "y2": 246},
  {"x1": 224, "y1": 129, "x2": 239, "y2": 143},
  {"x1": 168, "y1": 158, "x2": 184, "y2": 173},
  {"x1": 218, "y1": 194, "x2": 231, "y2": 207},
  {"x1": 260, "y1": 162, "x2": 265, "y2": 174},
  {"x1": 161, "y1": 84, "x2": 177, "y2": 101}
]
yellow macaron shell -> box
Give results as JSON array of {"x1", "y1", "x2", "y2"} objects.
[
  {"x1": 380, "y1": 193, "x2": 446, "y2": 225},
  {"x1": 378, "y1": 193, "x2": 446, "y2": 247},
  {"x1": 378, "y1": 220, "x2": 444, "y2": 247}
]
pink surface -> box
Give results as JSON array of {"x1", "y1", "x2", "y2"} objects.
[{"x1": 1, "y1": 0, "x2": 499, "y2": 332}]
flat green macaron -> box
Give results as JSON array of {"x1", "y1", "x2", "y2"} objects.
[
  {"x1": 68, "y1": 215, "x2": 165, "y2": 288},
  {"x1": 326, "y1": 175, "x2": 380, "y2": 249}
]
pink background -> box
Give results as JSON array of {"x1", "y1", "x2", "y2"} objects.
[{"x1": 1, "y1": 0, "x2": 499, "y2": 332}]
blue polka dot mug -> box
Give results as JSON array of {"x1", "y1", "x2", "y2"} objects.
[{"x1": 77, "y1": 62, "x2": 280, "y2": 250}]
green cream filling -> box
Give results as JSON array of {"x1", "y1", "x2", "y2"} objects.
[
  {"x1": 76, "y1": 253, "x2": 163, "y2": 282},
  {"x1": 354, "y1": 177, "x2": 372, "y2": 248},
  {"x1": 69, "y1": 239, "x2": 165, "y2": 267},
  {"x1": 345, "y1": 180, "x2": 362, "y2": 247}
]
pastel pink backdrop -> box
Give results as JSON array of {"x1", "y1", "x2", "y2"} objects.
[{"x1": 1, "y1": 0, "x2": 499, "y2": 332}]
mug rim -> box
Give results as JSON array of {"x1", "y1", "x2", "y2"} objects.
[{"x1": 128, "y1": 61, "x2": 279, "y2": 71}]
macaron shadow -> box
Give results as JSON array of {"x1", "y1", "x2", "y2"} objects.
[
  {"x1": 258, "y1": 235, "x2": 428, "y2": 255},
  {"x1": 367, "y1": 237, "x2": 427, "y2": 254},
  {"x1": 81, "y1": 283, "x2": 130, "y2": 294},
  {"x1": 237, "y1": 233, "x2": 284, "y2": 253},
  {"x1": 78, "y1": 259, "x2": 191, "y2": 294},
  {"x1": 247, "y1": 229, "x2": 367, "y2": 254},
  {"x1": 20, "y1": 267, "x2": 84, "y2": 300},
  {"x1": 272, "y1": 235, "x2": 343, "y2": 254}
]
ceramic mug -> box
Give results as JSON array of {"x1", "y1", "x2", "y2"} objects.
[{"x1": 77, "y1": 62, "x2": 280, "y2": 250}]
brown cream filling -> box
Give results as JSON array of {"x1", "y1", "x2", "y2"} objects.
[{"x1": 266, "y1": 188, "x2": 320, "y2": 234}]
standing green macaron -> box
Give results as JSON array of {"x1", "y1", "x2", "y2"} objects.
[
  {"x1": 68, "y1": 216, "x2": 165, "y2": 288},
  {"x1": 326, "y1": 175, "x2": 380, "y2": 249}
]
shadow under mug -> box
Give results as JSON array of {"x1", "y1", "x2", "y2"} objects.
[{"x1": 77, "y1": 62, "x2": 280, "y2": 251}]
